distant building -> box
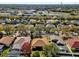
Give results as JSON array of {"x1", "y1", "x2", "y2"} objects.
[{"x1": 0, "y1": 13, "x2": 11, "y2": 16}]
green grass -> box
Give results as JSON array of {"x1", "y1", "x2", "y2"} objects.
[
  {"x1": 1, "y1": 48, "x2": 10, "y2": 57},
  {"x1": 32, "y1": 51, "x2": 44, "y2": 57}
]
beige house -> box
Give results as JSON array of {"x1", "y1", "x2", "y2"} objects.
[{"x1": 31, "y1": 38, "x2": 49, "y2": 51}]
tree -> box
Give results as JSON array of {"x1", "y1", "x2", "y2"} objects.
[
  {"x1": 0, "y1": 24, "x2": 3, "y2": 32},
  {"x1": 50, "y1": 28, "x2": 57, "y2": 33},
  {"x1": 3, "y1": 25, "x2": 15, "y2": 35},
  {"x1": 34, "y1": 26, "x2": 42, "y2": 31},
  {"x1": 32, "y1": 51, "x2": 40, "y2": 57},
  {"x1": 45, "y1": 27, "x2": 51, "y2": 33},
  {"x1": 70, "y1": 12, "x2": 76, "y2": 16},
  {"x1": 43, "y1": 43, "x2": 59, "y2": 57},
  {"x1": 8, "y1": 16, "x2": 22, "y2": 19},
  {"x1": 16, "y1": 24, "x2": 26, "y2": 31}
]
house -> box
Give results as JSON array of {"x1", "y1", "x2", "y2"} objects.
[
  {"x1": 12, "y1": 36, "x2": 31, "y2": 50},
  {"x1": 13, "y1": 31, "x2": 20, "y2": 37},
  {"x1": 74, "y1": 20, "x2": 79, "y2": 25},
  {"x1": 5, "y1": 18, "x2": 11, "y2": 24},
  {"x1": 21, "y1": 42, "x2": 31, "y2": 56},
  {"x1": 46, "y1": 24, "x2": 55, "y2": 28},
  {"x1": 49, "y1": 35, "x2": 67, "y2": 53},
  {"x1": 0, "y1": 36, "x2": 14, "y2": 46},
  {"x1": 11, "y1": 19, "x2": 19, "y2": 25},
  {"x1": 0, "y1": 19, "x2": 5, "y2": 24},
  {"x1": 0, "y1": 13, "x2": 11, "y2": 16},
  {"x1": 46, "y1": 20, "x2": 53, "y2": 24},
  {"x1": 25, "y1": 25, "x2": 34, "y2": 30},
  {"x1": 29, "y1": 19, "x2": 36, "y2": 24},
  {"x1": 50, "y1": 35, "x2": 65, "y2": 46},
  {"x1": 66, "y1": 38, "x2": 79, "y2": 49},
  {"x1": 50, "y1": 35, "x2": 61, "y2": 42},
  {"x1": 31, "y1": 38, "x2": 49, "y2": 51}
]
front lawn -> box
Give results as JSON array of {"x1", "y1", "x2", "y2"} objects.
[
  {"x1": 32, "y1": 51, "x2": 44, "y2": 57},
  {"x1": 1, "y1": 48, "x2": 10, "y2": 57}
]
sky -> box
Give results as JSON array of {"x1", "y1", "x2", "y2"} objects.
[{"x1": 0, "y1": 0, "x2": 79, "y2": 4}]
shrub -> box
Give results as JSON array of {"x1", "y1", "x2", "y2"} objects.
[
  {"x1": 43, "y1": 43, "x2": 59, "y2": 57},
  {"x1": 1, "y1": 48, "x2": 10, "y2": 57},
  {"x1": 32, "y1": 51, "x2": 40, "y2": 57}
]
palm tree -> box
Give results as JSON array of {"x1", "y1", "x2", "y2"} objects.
[{"x1": 43, "y1": 43, "x2": 59, "y2": 57}]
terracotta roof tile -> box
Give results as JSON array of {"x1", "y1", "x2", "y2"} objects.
[
  {"x1": 0, "y1": 36, "x2": 14, "y2": 46},
  {"x1": 31, "y1": 38, "x2": 49, "y2": 47},
  {"x1": 66, "y1": 38, "x2": 79, "y2": 48},
  {"x1": 12, "y1": 37, "x2": 31, "y2": 49}
]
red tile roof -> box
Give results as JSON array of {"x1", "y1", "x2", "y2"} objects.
[
  {"x1": 66, "y1": 38, "x2": 79, "y2": 48},
  {"x1": 31, "y1": 38, "x2": 49, "y2": 47},
  {"x1": 12, "y1": 37, "x2": 31, "y2": 49},
  {"x1": 21, "y1": 42, "x2": 31, "y2": 54},
  {"x1": 0, "y1": 36, "x2": 14, "y2": 46}
]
